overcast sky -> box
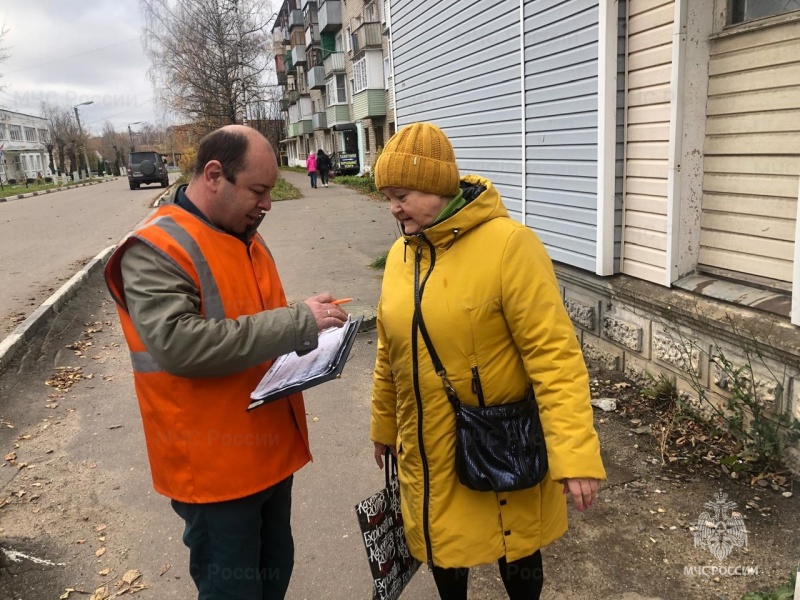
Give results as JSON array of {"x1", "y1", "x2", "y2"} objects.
[{"x1": 1, "y1": 0, "x2": 158, "y2": 135}]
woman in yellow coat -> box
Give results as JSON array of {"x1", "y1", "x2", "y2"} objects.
[{"x1": 370, "y1": 123, "x2": 606, "y2": 600}]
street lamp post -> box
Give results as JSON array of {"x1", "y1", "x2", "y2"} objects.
[
  {"x1": 127, "y1": 122, "x2": 141, "y2": 153},
  {"x1": 73, "y1": 101, "x2": 94, "y2": 180}
]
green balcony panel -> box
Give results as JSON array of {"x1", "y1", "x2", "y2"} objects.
[
  {"x1": 353, "y1": 89, "x2": 386, "y2": 120},
  {"x1": 326, "y1": 104, "x2": 351, "y2": 127}
]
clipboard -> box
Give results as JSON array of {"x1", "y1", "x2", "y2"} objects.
[{"x1": 248, "y1": 314, "x2": 363, "y2": 410}]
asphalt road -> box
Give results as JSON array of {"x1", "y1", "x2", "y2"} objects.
[{"x1": 0, "y1": 177, "x2": 171, "y2": 332}]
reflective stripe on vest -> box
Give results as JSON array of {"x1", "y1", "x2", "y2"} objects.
[
  {"x1": 130, "y1": 351, "x2": 162, "y2": 373},
  {"x1": 149, "y1": 216, "x2": 226, "y2": 321}
]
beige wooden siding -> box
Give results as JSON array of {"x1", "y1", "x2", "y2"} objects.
[
  {"x1": 699, "y1": 20, "x2": 800, "y2": 284},
  {"x1": 621, "y1": 0, "x2": 674, "y2": 284}
]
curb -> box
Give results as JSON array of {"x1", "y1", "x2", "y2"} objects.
[
  {"x1": 0, "y1": 178, "x2": 118, "y2": 203},
  {"x1": 0, "y1": 245, "x2": 116, "y2": 376}
]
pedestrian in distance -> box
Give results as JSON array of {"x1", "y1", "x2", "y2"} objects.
[
  {"x1": 104, "y1": 125, "x2": 349, "y2": 600},
  {"x1": 306, "y1": 151, "x2": 318, "y2": 188},
  {"x1": 316, "y1": 149, "x2": 331, "y2": 187},
  {"x1": 370, "y1": 122, "x2": 606, "y2": 600}
]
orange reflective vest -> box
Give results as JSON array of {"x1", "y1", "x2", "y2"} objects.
[{"x1": 105, "y1": 205, "x2": 311, "y2": 503}]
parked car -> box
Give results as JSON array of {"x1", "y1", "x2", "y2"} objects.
[{"x1": 127, "y1": 151, "x2": 169, "y2": 190}]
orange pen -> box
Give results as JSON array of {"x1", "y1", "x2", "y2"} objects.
[{"x1": 331, "y1": 298, "x2": 353, "y2": 305}]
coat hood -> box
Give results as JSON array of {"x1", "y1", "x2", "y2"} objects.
[{"x1": 407, "y1": 175, "x2": 510, "y2": 249}]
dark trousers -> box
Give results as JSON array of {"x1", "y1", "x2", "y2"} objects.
[
  {"x1": 319, "y1": 168, "x2": 329, "y2": 185},
  {"x1": 432, "y1": 550, "x2": 543, "y2": 600},
  {"x1": 171, "y1": 476, "x2": 294, "y2": 600},
  {"x1": 309, "y1": 172, "x2": 318, "y2": 187}
]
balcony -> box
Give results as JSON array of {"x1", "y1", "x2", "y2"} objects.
[
  {"x1": 291, "y1": 44, "x2": 307, "y2": 67},
  {"x1": 275, "y1": 54, "x2": 287, "y2": 84},
  {"x1": 323, "y1": 51, "x2": 345, "y2": 76},
  {"x1": 326, "y1": 104, "x2": 350, "y2": 128},
  {"x1": 285, "y1": 52, "x2": 296, "y2": 73},
  {"x1": 353, "y1": 89, "x2": 386, "y2": 120},
  {"x1": 305, "y1": 23, "x2": 320, "y2": 47},
  {"x1": 319, "y1": 0, "x2": 342, "y2": 32},
  {"x1": 289, "y1": 9, "x2": 304, "y2": 29},
  {"x1": 288, "y1": 120, "x2": 313, "y2": 137},
  {"x1": 307, "y1": 66, "x2": 326, "y2": 90},
  {"x1": 280, "y1": 98, "x2": 291, "y2": 112},
  {"x1": 286, "y1": 89, "x2": 301, "y2": 106},
  {"x1": 352, "y1": 22, "x2": 382, "y2": 55},
  {"x1": 312, "y1": 112, "x2": 328, "y2": 130}
]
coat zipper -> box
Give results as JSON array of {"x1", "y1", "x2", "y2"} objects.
[
  {"x1": 412, "y1": 236, "x2": 436, "y2": 567},
  {"x1": 471, "y1": 365, "x2": 486, "y2": 407}
]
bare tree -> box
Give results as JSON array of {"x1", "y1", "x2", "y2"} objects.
[
  {"x1": 141, "y1": 0, "x2": 275, "y2": 132},
  {"x1": 40, "y1": 101, "x2": 81, "y2": 175},
  {"x1": 0, "y1": 22, "x2": 10, "y2": 91}
]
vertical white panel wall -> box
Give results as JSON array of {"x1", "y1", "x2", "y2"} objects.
[
  {"x1": 523, "y1": 0, "x2": 602, "y2": 272},
  {"x1": 391, "y1": 0, "x2": 524, "y2": 216}
]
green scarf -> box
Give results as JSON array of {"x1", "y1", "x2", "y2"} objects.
[{"x1": 434, "y1": 190, "x2": 465, "y2": 224}]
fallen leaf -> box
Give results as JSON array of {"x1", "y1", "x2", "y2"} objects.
[
  {"x1": 19, "y1": 435, "x2": 31, "y2": 440},
  {"x1": 99, "y1": 568, "x2": 110, "y2": 576},
  {"x1": 122, "y1": 569, "x2": 142, "y2": 584},
  {"x1": 76, "y1": 539, "x2": 87, "y2": 544},
  {"x1": 159, "y1": 564, "x2": 171, "y2": 576},
  {"x1": 95, "y1": 547, "x2": 106, "y2": 557},
  {"x1": 108, "y1": 425, "x2": 123, "y2": 430},
  {"x1": 98, "y1": 536, "x2": 106, "y2": 542},
  {"x1": 4, "y1": 452, "x2": 16, "y2": 462},
  {"x1": 96, "y1": 524, "x2": 107, "y2": 532},
  {"x1": 312, "y1": 417, "x2": 319, "y2": 422},
  {"x1": 90, "y1": 586, "x2": 109, "y2": 600}
]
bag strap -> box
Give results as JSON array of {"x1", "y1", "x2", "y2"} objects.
[
  {"x1": 384, "y1": 449, "x2": 397, "y2": 489},
  {"x1": 413, "y1": 247, "x2": 461, "y2": 410}
]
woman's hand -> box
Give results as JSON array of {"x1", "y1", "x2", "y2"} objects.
[
  {"x1": 562, "y1": 478, "x2": 600, "y2": 512},
  {"x1": 373, "y1": 441, "x2": 397, "y2": 468}
]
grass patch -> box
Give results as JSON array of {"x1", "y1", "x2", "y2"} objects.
[
  {"x1": 0, "y1": 178, "x2": 107, "y2": 199},
  {"x1": 334, "y1": 175, "x2": 385, "y2": 200},
  {"x1": 272, "y1": 177, "x2": 301, "y2": 201},
  {"x1": 280, "y1": 166, "x2": 307, "y2": 174},
  {"x1": 742, "y1": 568, "x2": 797, "y2": 599},
  {"x1": 369, "y1": 249, "x2": 389, "y2": 270}
]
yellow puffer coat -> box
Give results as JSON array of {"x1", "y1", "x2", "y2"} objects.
[{"x1": 370, "y1": 175, "x2": 606, "y2": 568}]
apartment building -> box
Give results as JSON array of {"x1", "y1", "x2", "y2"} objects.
[
  {"x1": 273, "y1": 0, "x2": 395, "y2": 172},
  {"x1": 389, "y1": 0, "x2": 800, "y2": 469},
  {"x1": 0, "y1": 109, "x2": 53, "y2": 182}
]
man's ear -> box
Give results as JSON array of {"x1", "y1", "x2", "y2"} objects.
[{"x1": 203, "y1": 160, "x2": 224, "y2": 191}]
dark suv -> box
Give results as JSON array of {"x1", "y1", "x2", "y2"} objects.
[{"x1": 128, "y1": 151, "x2": 169, "y2": 190}]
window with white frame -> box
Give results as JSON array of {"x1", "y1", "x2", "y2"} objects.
[
  {"x1": 345, "y1": 26, "x2": 352, "y2": 52},
  {"x1": 335, "y1": 31, "x2": 343, "y2": 51},
  {"x1": 730, "y1": 0, "x2": 800, "y2": 23},
  {"x1": 384, "y1": 57, "x2": 390, "y2": 89},
  {"x1": 364, "y1": 2, "x2": 377, "y2": 22},
  {"x1": 38, "y1": 128, "x2": 49, "y2": 143},
  {"x1": 325, "y1": 74, "x2": 347, "y2": 105},
  {"x1": 354, "y1": 58, "x2": 368, "y2": 93},
  {"x1": 9, "y1": 125, "x2": 22, "y2": 141},
  {"x1": 24, "y1": 127, "x2": 37, "y2": 142},
  {"x1": 0, "y1": 124, "x2": 6, "y2": 140}
]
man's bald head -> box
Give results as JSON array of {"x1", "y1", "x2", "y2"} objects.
[{"x1": 192, "y1": 125, "x2": 275, "y2": 184}]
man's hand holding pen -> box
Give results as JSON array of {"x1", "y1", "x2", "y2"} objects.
[{"x1": 305, "y1": 294, "x2": 350, "y2": 330}]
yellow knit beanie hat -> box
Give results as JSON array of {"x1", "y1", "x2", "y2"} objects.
[{"x1": 374, "y1": 122, "x2": 460, "y2": 197}]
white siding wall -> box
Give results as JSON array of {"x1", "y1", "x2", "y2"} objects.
[
  {"x1": 391, "y1": 0, "x2": 524, "y2": 215},
  {"x1": 621, "y1": 0, "x2": 674, "y2": 285},
  {"x1": 699, "y1": 19, "x2": 800, "y2": 284},
  {"x1": 524, "y1": 0, "x2": 600, "y2": 271}
]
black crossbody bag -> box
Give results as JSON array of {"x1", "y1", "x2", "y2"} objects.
[{"x1": 415, "y1": 309, "x2": 549, "y2": 493}]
